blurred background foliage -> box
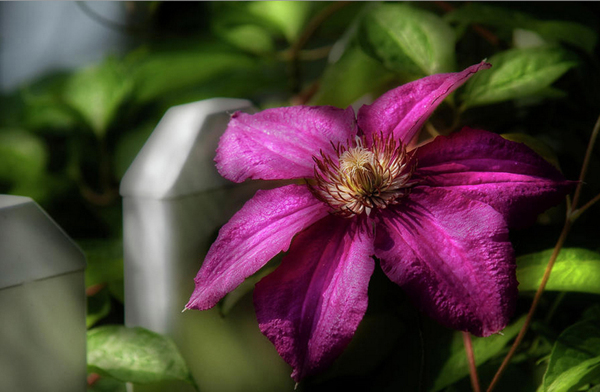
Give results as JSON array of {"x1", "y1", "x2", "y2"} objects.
[{"x1": 2, "y1": 1, "x2": 600, "y2": 391}]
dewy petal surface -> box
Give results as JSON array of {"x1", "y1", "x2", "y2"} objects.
[
  {"x1": 216, "y1": 106, "x2": 357, "y2": 182},
  {"x1": 357, "y1": 61, "x2": 490, "y2": 144},
  {"x1": 374, "y1": 188, "x2": 517, "y2": 337},
  {"x1": 413, "y1": 128, "x2": 574, "y2": 228},
  {"x1": 254, "y1": 215, "x2": 375, "y2": 382},
  {"x1": 186, "y1": 184, "x2": 329, "y2": 310}
]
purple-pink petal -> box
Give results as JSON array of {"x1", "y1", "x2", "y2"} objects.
[
  {"x1": 254, "y1": 215, "x2": 375, "y2": 382},
  {"x1": 186, "y1": 184, "x2": 329, "y2": 311},
  {"x1": 374, "y1": 188, "x2": 517, "y2": 337},
  {"x1": 357, "y1": 61, "x2": 490, "y2": 144},
  {"x1": 216, "y1": 106, "x2": 358, "y2": 183},
  {"x1": 413, "y1": 128, "x2": 574, "y2": 228}
]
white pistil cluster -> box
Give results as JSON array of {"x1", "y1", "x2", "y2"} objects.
[{"x1": 311, "y1": 133, "x2": 416, "y2": 217}]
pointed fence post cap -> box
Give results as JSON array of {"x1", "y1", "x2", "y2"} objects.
[{"x1": 0, "y1": 195, "x2": 86, "y2": 289}]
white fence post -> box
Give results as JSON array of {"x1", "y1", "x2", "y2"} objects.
[
  {"x1": 120, "y1": 98, "x2": 292, "y2": 391},
  {"x1": 0, "y1": 195, "x2": 87, "y2": 392}
]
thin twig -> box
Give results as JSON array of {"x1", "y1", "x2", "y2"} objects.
[
  {"x1": 76, "y1": 1, "x2": 133, "y2": 35},
  {"x1": 288, "y1": 1, "x2": 351, "y2": 94},
  {"x1": 572, "y1": 192, "x2": 600, "y2": 221},
  {"x1": 463, "y1": 332, "x2": 481, "y2": 392},
  {"x1": 487, "y1": 113, "x2": 600, "y2": 392},
  {"x1": 570, "y1": 114, "x2": 600, "y2": 213},
  {"x1": 433, "y1": 1, "x2": 499, "y2": 46}
]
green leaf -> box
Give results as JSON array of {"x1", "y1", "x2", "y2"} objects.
[
  {"x1": 547, "y1": 357, "x2": 600, "y2": 392},
  {"x1": 19, "y1": 73, "x2": 80, "y2": 132},
  {"x1": 543, "y1": 319, "x2": 600, "y2": 392},
  {"x1": 0, "y1": 128, "x2": 53, "y2": 201},
  {"x1": 445, "y1": 3, "x2": 597, "y2": 54},
  {"x1": 63, "y1": 57, "x2": 133, "y2": 138},
  {"x1": 87, "y1": 326, "x2": 195, "y2": 386},
  {"x1": 430, "y1": 315, "x2": 526, "y2": 391},
  {"x1": 216, "y1": 24, "x2": 275, "y2": 54},
  {"x1": 247, "y1": 1, "x2": 313, "y2": 43},
  {"x1": 517, "y1": 248, "x2": 600, "y2": 294},
  {"x1": 22, "y1": 97, "x2": 79, "y2": 132},
  {"x1": 0, "y1": 129, "x2": 47, "y2": 184},
  {"x1": 358, "y1": 3, "x2": 455, "y2": 76},
  {"x1": 460, "y1": 46, "x2": 578, "y2": 109},
  {"x1": 211, "y1": 1, "x2": 312, "y2": 46},
  {"x1": 129, "y1": 47, "x2": 257, "y2": 103},
  {"x1": 310, "y1": 40, "x2": 396, "y2": 107}
]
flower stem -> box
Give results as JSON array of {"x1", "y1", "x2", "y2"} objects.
[
  {"x1": 463, "y1": 332, "x2": 481, "y2": 392},
  {"x1": 486, "y1": 112, "x2": 600, "y2": 392}
]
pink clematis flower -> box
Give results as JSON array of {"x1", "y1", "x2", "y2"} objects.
[{"x1": 186, "y1": 61, "x2": 573, "y2": 382}]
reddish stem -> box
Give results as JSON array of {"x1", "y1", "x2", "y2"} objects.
[{"x1": 463, "y1": 331, "x2": 481, "y2": 392}]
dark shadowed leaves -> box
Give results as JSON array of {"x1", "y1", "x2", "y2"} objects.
[{"x1": 543, "y1": 318, "x2": 600, "y2": 392}]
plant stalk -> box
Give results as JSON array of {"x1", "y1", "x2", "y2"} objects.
[{"x1": 463, "y1": 332, "x2": 481, "y2": 392}]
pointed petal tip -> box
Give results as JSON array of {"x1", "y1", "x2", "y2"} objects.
[
  {"x1": 357, "y1": 61, "x2": 492, "y2": 143},
  {"x1": 477, "y1": 60, "x2": 492, "y2": 70}
]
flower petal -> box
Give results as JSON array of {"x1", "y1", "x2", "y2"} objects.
[
  {"x1": 254, "y1": 215, "x2": 375, "y2": 382},
  {"x1": 374, "y1": 188, "x2": 517, "y2": 337},
  {"x1": 186, "y1": 184, "x2": 329, "y2": 310},
  {"x1": 413, "y1": 128, "x2": 574, "y2": 228},
  {"x1": 216, "y1": 106, "x2": 358, "y2": 182},
  {"x1": 357, "y1": 61, "x2": 490, "y2": 143}
]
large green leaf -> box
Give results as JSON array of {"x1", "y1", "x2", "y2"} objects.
[
  {"x1": 430, "y1": 315, "x2": 526, "y2": 391},
  {"x1": 63, "y1": 57, "x2": 133, "y2": 138},
  {"x1": 445, "y1": 3, "x2": 597, "y2": 54},
  {"x1": 358, "y1": 3, "x2": 455, "y2": 76},
  {"x1": 19, "y1": 72, "x2": 80, "y2": 132},
  {"x1": 460, "y1": 46, "x2": 578, "y2": 108},
  {"x1": 543, "y1": 319, "x2": 600, "y2": 392},
  {"x1": 87, "y1": 326, "x2": 195, "y2": 386},
  {"x1": 129, "y1": 47, "x2": 257, "y2": 103},
  {"x1": 310, "y1": 40, "x2": 396, "y2": 108},
  {"x1": 517, "y1": 248, "x2": 600, "y2": 294}
]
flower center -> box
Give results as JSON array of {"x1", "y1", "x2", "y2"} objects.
[{"x1": 311, "y1": 133, "x2": 415, "y2": 217}]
